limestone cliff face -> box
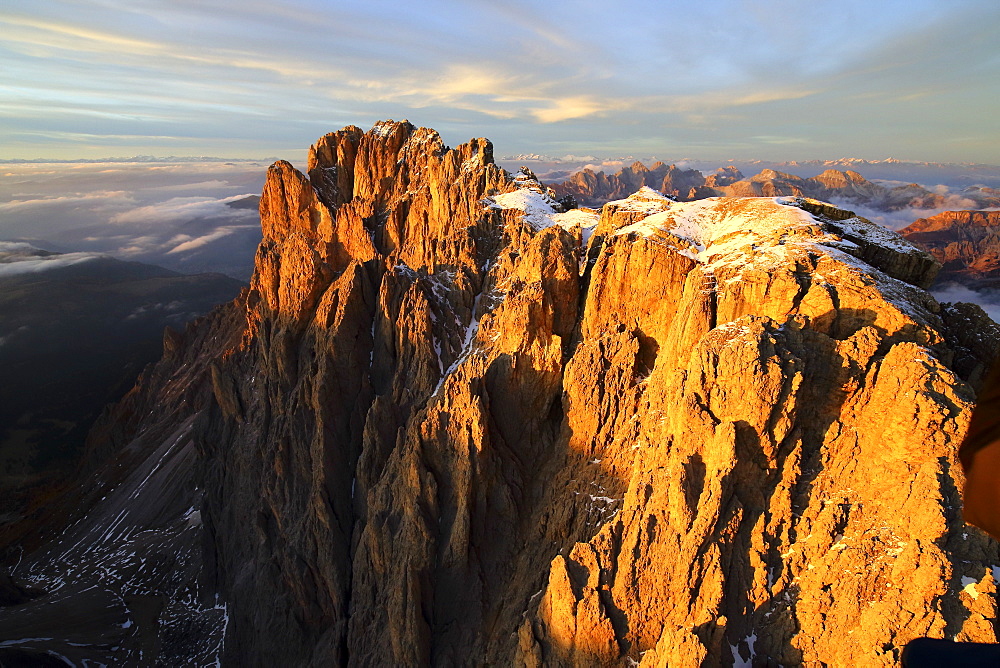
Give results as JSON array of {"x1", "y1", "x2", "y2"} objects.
[
  {"x1": 183, "y1": 122, "x2": 1000, "y2": 667},
  {"x1": 901, "y1": 210, "x2": 1000, "y2": 289},
  {"x1": 18, "y1": 123, "x2": 995, "y2": 665}
]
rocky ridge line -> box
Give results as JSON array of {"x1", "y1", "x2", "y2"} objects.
[{"x1": 553, "y1": 161, "x2": 1000, "y2": 212}]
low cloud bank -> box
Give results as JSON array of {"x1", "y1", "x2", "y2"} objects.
[
  {"x1": 828, "y1": 199, "x2": 982, "y2": 231},
  {"x1": 0, "y1": 161, "x2": 267, "y2": 280},
  {"x1": 0, "y1": 241, "x2": 41, "y2": 253},
  {"x1": 110, "y1": 194, "x2": 257, "y2": 226},
  {"x1": 932, "y1": 283, "x2": 1000, "y2": 325},
  {"x1": 165, "y1": 225, "x2": 259, "y2": 255},
  {"x1": 0, "y1": 190, "x2": 134, "y2": 215},
  {"x1": 0, "y1": 242, "x2": 104, "y2": 277}
]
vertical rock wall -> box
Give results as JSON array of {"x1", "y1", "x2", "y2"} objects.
[{"x1": 196, "y1": 122, "x2": 999, "y2": 666}]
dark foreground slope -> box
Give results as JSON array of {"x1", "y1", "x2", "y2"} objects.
[
  {"x1": 3, "y1": 122, "x2": 1000, "y2": 666},
  {"x1": 0, "y1": 293, "x2": 245, "y2": 664},
  {"x1": 0, "y1": 251, "x2": 243, "y2": 531}
]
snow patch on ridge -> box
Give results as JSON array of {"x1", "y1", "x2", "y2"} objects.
[
  {"x1": 608, "y1": 192, "x2": 928, "y2": 282},
  {"x1": 606, "y1": 186, "x2": 674, "y2": 214},
  {"x1": 614, "y1": 195, "x2": 817, "y2": 259},
  {"x1": 487, "y1": 183, "x2": 599, "y2": 235},
  {"x1": 602, "y1": 190, "x2": 944, "y2": 334},
  {"x1": 551, "y1": 208, "x2": 600, "y2": 240},
  {"x1": 489, "y1": 189, "x2": 561, "y2": 230},
  {"x1": 827, "y1": 213, "x2": 928, "y2": 258}
]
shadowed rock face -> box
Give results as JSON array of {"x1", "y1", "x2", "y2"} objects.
[
  {"x1": 202, "y1": 123, "x2": 999, "y2": 665},
  {"x1": 5, "y1": 122, "x2": 999, "y2": 666}
]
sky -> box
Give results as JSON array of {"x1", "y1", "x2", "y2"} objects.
[{"x1": 2, "y1": 0, "x2": 999, "y2": 162}]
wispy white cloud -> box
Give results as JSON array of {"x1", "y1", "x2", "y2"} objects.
[
  {"x1": 0, "y1": 190, "x2": 134, "y2": 212},
  {"x1": 166, "y1": 225, "x2": 258, "y2": 254},
  {"x1": 0, "y1": 250, "x2": 104, "y2": 277},
  {"x1": 1, "y1": 0, "x2": 998, "y2": 162},
  {"x1": 109, "y1": 193, "x2": 257, "y2": 225},
  {"x1": 143, "y1": 179, "x2": 233, "y2": 192},
  {"x1": 0, "y1": 12, "x2": 358, "y2": 84},
  {"x1": 0, "y1": 325, "x2": 30, "y2": 348},
  {"x1": 832, "y1": 195, "x2": 983, "y2": 231},
  {"x1": 0, "y1": 162, "x2": 265, "y2": 279},
  {"x1": 0, "y1": 241, "x2": 42, "y2": 252}
]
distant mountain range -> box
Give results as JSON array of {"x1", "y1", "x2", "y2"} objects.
[
  {"x1": 901, "y1": 211, "x2": 1000, "y2": 289},
  {"x1": 551, "y1": 161, "x2": 1000, "y2": 211},
  {"x1": 501, "y1": 154, "x2": 999, "y2": 170}
]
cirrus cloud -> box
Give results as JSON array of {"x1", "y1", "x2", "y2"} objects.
[{"x1": 3, "y1": 0, "x2": 998, "y2": 161}]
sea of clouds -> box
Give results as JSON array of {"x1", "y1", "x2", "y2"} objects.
[{"x1": 0, "y1": 161, "x2": 269, "y2": 280}]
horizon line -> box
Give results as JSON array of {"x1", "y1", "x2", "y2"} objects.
[{"x1": 3, "y1": 155, "x2": 1000, "y2": 170}]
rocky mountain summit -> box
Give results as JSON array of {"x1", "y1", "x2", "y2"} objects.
[
  {"x1": 2, "y1": 121, "x2": 999, "y2": 666},
  {"x1": 901, "y1": 211, "x2": 1000, "y2": 289},
  {"x1": 553, "y1": 161, "x2": 1000, "y2": 212}
]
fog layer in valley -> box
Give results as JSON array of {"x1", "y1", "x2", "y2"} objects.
[{"x1": 0, "y1": 161, "x2": 268, "y2": 281}]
